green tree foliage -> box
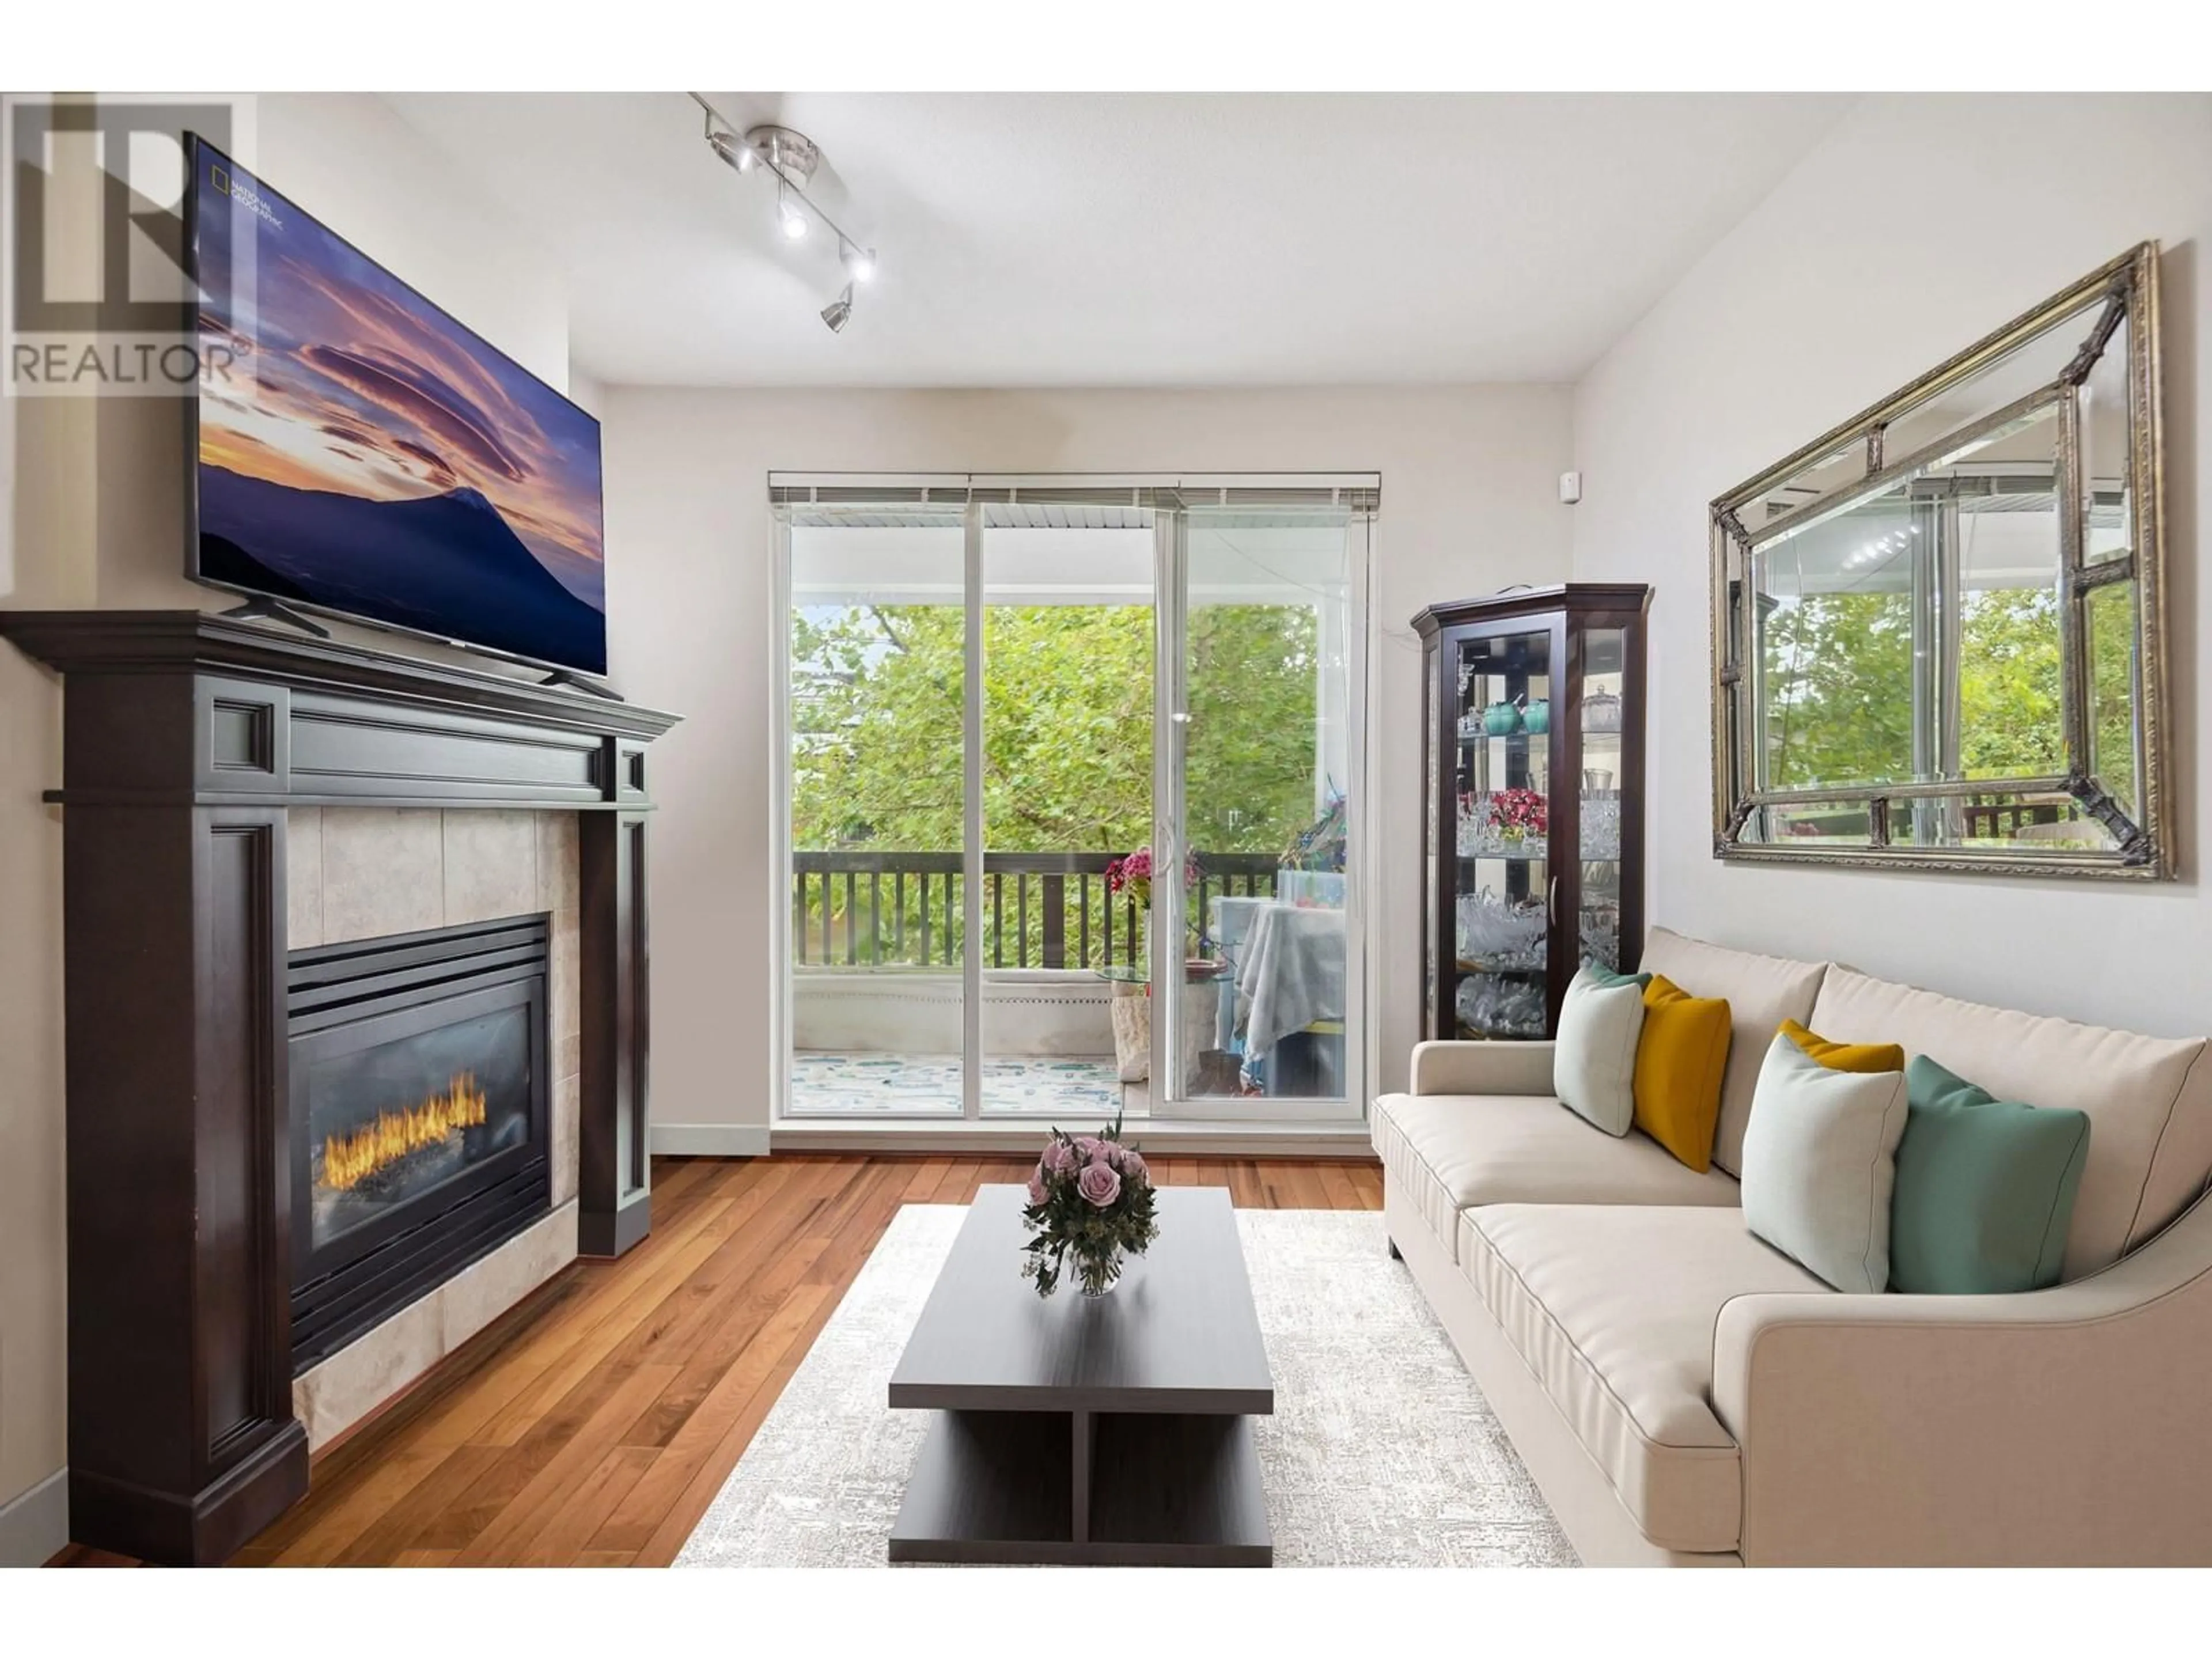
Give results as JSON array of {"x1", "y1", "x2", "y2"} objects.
[
  {"x1": 1185, "y1": 604, "x2": 1322, "y2": 854},
  {"x1": 979, "y1": 606, "x2": 1155, "y2": 858},
  {"x1": 1957, "y1": 588, "x2": 2062, "y2": 779},
  {"x1": 1762, "y1": 592, "x2": 1915, "y2": 790},
  {"x1": 791, "y1": 603, "x2": 967, "y2": 851},
  {"x1": 790, "y1": 602, "x2": 1321, "y2": 966},
  {"x1": 2086, "y1": 579, "x2": 2140, "y2": 817},
  {"x1": 1760, "y1": 577, "x2": 2140, "y2": 842}
]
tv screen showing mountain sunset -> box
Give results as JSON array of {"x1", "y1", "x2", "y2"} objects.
[{"x1": 190, "y1": 139, "x2": 608, "y2": 675}]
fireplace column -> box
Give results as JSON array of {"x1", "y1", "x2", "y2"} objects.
[
  {"x1": 63, "y1": 772, "x2": 308, "y2": 1565},
  {"x1": 579, "y1": 799, "x2": 652, "y2": 1257}
]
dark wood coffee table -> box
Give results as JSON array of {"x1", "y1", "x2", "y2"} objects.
[{"x1": 887, "y1": 1184, "x2": 1274, "y2": 1566}]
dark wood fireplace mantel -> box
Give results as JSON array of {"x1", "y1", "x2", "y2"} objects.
[
  {"x1": 0, "y1": 609, "x2": 680, "y2": 1565},
  {"x1": 0, "y1": 608, "x2": 677, "y2": 808}
]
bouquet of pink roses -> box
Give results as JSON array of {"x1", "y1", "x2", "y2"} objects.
[{"x1": 1020, "y1": 1115, "x2": 1160, "y2": 1297}]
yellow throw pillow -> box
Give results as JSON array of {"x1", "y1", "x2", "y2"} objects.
[
  {"x1": 1778, "y1": 1017, "x2": 1904, "y2": 1074},
  {"x1": 1633, "y1": 975, "x2": 1733, "y2": 1172}
]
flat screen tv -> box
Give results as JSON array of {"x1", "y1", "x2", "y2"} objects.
[{"x1": 185, "y1": 137, "x2": 608, "y2": 678}]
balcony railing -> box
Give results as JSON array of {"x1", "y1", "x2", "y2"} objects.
[{"x1": 791, "y1": 850, "x2": 1281, "y2": 969}]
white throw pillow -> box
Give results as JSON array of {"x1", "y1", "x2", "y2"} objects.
[
  {"x1": 1739, "y1": 1034, "x2": 1910, "y2": 1293},
  {"x1": 1552, "y1": 967, "x2": 1647, "y2": 1136}
]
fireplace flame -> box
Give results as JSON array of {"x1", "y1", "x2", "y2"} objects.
[{"x1": 320, "y1": 1073, "x2": 488, "y2": 1192}]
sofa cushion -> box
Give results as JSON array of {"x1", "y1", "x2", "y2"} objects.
[
  {"x1": 1459, "y1": 1203, "x2": 1829, "y2": 1552},
  {"x1": 1372, "y1": 1091, "x2": 1740, "y2": 1262},
  {"x1": 1639, "y1": 928, "x2": 1828, "y2": 1178},
  {"x1": 1808, "y1": 966, "x2": 2212, "y2": 1279}
]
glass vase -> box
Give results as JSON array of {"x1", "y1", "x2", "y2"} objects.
[{"x1": 1077, "y1": 1249, "x2": 1124, "y2": 1297}]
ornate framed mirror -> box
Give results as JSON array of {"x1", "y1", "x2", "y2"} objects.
[{"x1": 1711, "y1": 243, "x2": 2171, "y2": 880}]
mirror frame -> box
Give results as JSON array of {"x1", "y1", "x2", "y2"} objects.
[{"x1": 1710, "y1": 242, "x2": 2172, "y2": 881}]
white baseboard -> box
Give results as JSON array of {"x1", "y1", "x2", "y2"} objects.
[
  {"x1": 770, "y1": 1119, "x2": 1377, "y2": 1157},
  {"x1": 0, "y1": 1467, "x2": 68, "y2": 1567},
  {"x1": 651, "y1": 1122, "x2": 772, "y2": 1157}
]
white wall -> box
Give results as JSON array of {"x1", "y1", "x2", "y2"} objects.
[
  {"x1": 1572, "y1": 93, "x2": 2211, "y2": 1037},
  {"x1": 600, "y1": 386, "x2": 1574, "y2": 1146},
  {"x1": 0, "y1": 92, "x2": 569, "y2": 1552}
]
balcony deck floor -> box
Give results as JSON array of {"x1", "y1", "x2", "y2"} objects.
[{"x1": 789, "y1": 1052, "x2": 1127, "y2": 1116}]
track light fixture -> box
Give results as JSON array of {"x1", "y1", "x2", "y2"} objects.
[{"x1": 690, "y1": 92, "x2": 881, "y2": 334}]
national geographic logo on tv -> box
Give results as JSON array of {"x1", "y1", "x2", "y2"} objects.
[
  {"x1": 210, "y1": 160, "x2": 281, "y2": 230},
  {"x1": 3, "y1": 93, "x2": 257, "y2": 397}
]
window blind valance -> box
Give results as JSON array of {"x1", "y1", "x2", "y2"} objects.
[{"x1": 770, "y1": 477, "x2": 1380, "y2": 525}]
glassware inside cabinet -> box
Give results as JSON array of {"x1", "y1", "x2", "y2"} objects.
[
  {"x1": 1452, "y1": 625, "x2": 1552, "y2": 1036},
  {"x1": 1578, "y1": 627, "x2": 1630, "y2": 970},
  {"x1": 1453, "y1": 628, "x2": 1552, "y2": 858},
  {"x1": 1578, "y1": 859, "x2": 1623, "y2": 971},
  {"x1": 1456, "y1": 968, "x2": 1548, "y2": 1039}
]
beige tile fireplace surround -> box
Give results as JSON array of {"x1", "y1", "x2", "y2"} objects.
[{"x1": 285, "y1": 807, "x2": 583, "y2": 1449}]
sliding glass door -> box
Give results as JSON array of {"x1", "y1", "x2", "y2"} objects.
[
  {"x1": 1153, "y1": 497, "x2": 1369, "y2": 1118},
  {"x1": 979, "y1": 501, "x2": 1156, "y2": 1116},
  {"x1": 776, "y1": 478, "x2": 1372, "y2": 1127},
  {"x1": 784, "y1": 503, "x2": 968, "y2": 1116}
]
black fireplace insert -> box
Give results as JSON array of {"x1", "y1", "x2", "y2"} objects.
[{"x1": 287, "y1": 916, "x2": 552, "y2": 1372}]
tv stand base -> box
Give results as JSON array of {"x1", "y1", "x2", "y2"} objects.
[
  {"x1": 539, "y1": 668, "x2": 625, "y2": 702},
  {"x1": 218, "y1": 596, "x2": 331, "y2": 639}
]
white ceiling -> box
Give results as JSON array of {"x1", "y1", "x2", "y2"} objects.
[{"x1": 384, "y1": 92, "x2": 1855, "y2": 390}]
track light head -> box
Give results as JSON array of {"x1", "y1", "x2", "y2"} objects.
[
  {"x1": 821, "y1": 282, "x2": 854, "y2": 334},
  {"x1": 840, "y1": 240, "x2": 878, "y2": 283},
  {"x1": 778, "y1": 185, "x2": 809, "y2": 240},
  {"x1": 706, "y1": 126, "x2": 756, "y2": 174}
]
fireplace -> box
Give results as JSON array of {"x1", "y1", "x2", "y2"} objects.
[
  {"x1": 287, "y1": 916, "x2": 553, "y2": 1372},
  {"x1": 0, "y1": 611, "x2": 671, "y2": 1563}
]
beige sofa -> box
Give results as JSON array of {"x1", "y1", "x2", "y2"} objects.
[{"x1": 1372, "y1": 927, "x2": 2212, "y2": 1566}]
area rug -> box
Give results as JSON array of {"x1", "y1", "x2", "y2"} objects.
[
  {"x1": 790, "y1": 1053, "x2": 1124, "y2": 1115},
  {"x1": 675, "y1": 1204, "x2": 1575, "y2": 1567}
]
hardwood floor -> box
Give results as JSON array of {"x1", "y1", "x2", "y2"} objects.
[{"x1": 54, "y1": 1153, "x2": 1381, "y2": 1568}]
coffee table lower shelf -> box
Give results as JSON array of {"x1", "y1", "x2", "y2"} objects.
[{"x1": 888, "y1": 1408, "x2": 1272, "y2": 1567}]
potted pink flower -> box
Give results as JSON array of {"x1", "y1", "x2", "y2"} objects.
[
  {"x1": 1020, "y1": 1114, "x2": 1160, "y2": 1297},
  {"x1": 1105, "y1": 844, "x2": 1199, "y2": 908},
  {"x1": 1105, "y1": 844, "x2": 1203, "y2": 963}
]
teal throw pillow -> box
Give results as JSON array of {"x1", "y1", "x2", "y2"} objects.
[
  {"x1": 1888, "y1": 1055, "x2": 2090, "y2": 1295},
  {"x1": 1585, "y1": 964, "x2": 1651, "y2": 989}
]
